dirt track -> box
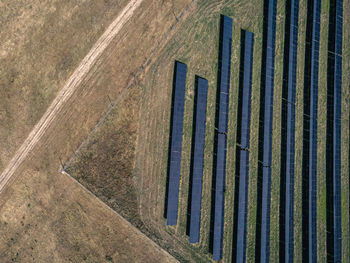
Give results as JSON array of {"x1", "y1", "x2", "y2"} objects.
[{"x1": 0, "y1": 0, "x2": 144, "y2": 193}]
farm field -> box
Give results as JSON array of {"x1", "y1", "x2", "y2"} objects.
[{"x1": 0, "y1": 0, "x2": 349, "y2": 262}]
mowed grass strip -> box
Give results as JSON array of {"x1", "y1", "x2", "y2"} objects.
[
  {"x1": 241, "y1": 0, "x2": 264, "y2": 261},
  {"x1": 316, "y1": 0, "x2": 330, "y2": 261},
  {"x1": 222, "y1": 16, "x2": 240, "y2": 263},
  {"x1": 341, "y1": 0, "x2": 350, "y2": 259},
  {"x1": 269, "y1": 0, "x2": 286, "y2": 260},
  {"x1": 294, "y1": 0, "x2": 307, "y2": 261}
]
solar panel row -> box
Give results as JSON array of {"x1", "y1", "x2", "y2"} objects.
[
  {"x1": 232, "y1": 30, "x2": 254, "y2": 263},
  {"x1": 212, "y1": 15, "x2": 233, "y2": 261},
  {"x1": 279, "y1": 0, "x2": 299, "y2": 261},
  {"x1": 166, "y1": 61, "x2": 187, "y2": 226},
  {"x1": 256, "y1": 0, "x2": 276, "y2": 261},
  {"x1": 213, "y1": 133, "x2": 228, "y2": 260},
  {"x1": 233, "y1": 147, "x2": 250, "y2": 262},
  {"x1": 236, "y1": 30, "x2": 254, "y2": 150},
  {"x1": 325, "y1": 0, "x2": 343, "y2": 261},
  {"x1": 188, "y1": 76, "x2": 208, "y2": 244},
  {"x1": 217, "y1": 15, "x2": 233, "y2": 134},
  {"x1": 301, "y1": 0, "x2": 320, "y2": 261},
  {"x1": 259, "y1": 164, "x2": 272, "y2": 262}
]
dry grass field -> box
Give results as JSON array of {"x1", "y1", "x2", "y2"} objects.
[
  {"x1": 0, "y1": 0, "x2": 349, "y2": 262},
  {"x1": 0, "y1": 168, "x2": 177, "y2": 263},
  {"x1": 0, "y1": 0, "x2": 130, "y2": 173},
  {"x1": 0, "y1": 0, "x2": 195, "y2": 261}
]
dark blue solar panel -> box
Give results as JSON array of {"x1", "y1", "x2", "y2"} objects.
[
  {"x1": 256, "y1": 0, "x2": 276, "y2": 261},
  {"x1": 232, "y1": 30, "x2": 254, "y2": 263},
  {"x1": 211, "y1": 15, "x2": 232, "y2": 261},
  {"x1": 280, "y1": 0, "x2": 299, "y2": 261},
  {"x1": 325, "y1": 0, "x2": 343, "y2": 261},
  {"x1": 189, "y1": 77, "x2": 208, "y2": 243},
  {"x1": 234, "y1": 149, "x2": 250, "y2": 262},
  {"x1": 301, "y1": 0, "x2": 320, "y2": 261},
  {"x1": 217, "y1": 15, "x2": 233, "y2": 134},
  {"x1": 213, "y1": 133, "x2": 228, "y2": 260},
  {"x1": 166, "y1": 61, "x2": 187, "y2": 226},
  {"x1": 261, "y1": 0, "x2": 277, "y2": 168},
  {"x1": 283, "y1": 0, "x2": 299, "y2": 104},
  {"x1": 260, "y1": 166, "x2": 272, "y2": 262},
  {"x1": 282, "y1": 102, "x2": 296, "y2": 261},
  {"x1": 238, "y1": 31, "x2": 254, "y2": 150},
  {"x1": 280, "y1": 102, "x2": 295, "y2": 262}
]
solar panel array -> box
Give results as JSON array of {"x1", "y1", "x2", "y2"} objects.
[
  {"x1": 188, "y1": 76, "x2": 208, "y2": 244},
  {"x1": 213, "y1": 133, "x2": 228, "y2": 260},
  {"x1": 256, "y1": 0, "x2": 276, "y2": 261},
  {"x1": 301, "y1": 0, "x2": 320, "y2": 261},
  {"x1": 279, "y1": 0, "x2": 299, "y2": 262},
  {"x1": 232, "y1": 30, "x2": 254, "y2": 263},
  {"x1": 212, "y1": 15, "x2": 233, "y2": 261},
  {"x1": 162, "y1": 5, "x2": 346, "y2": 261},
  {"x1": 326, "y1": 0, "x2": 343, "y2": 261},
  {"x1": 166, "y1": 61, "x2": 187, "y2": 226}
]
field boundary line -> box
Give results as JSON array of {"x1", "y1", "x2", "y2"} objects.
[
  {"x1": 61, "y1": 171, "x2": 179, "y2": 263},
  {"x1": 63, "y1": 0, "x2": 198, "y2": 171},
  {"x1": 0, "y1": 0, "x2": 144, "y2": 194}
]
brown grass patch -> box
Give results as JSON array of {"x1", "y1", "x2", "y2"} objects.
[
  {"x1": 66, "y1": 87, "x2": 143, "y2": 228},
  {"x1": 0, "y1": 0, "x2": 130, "y2": 172}
]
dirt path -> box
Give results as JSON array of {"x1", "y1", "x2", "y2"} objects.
[{"x1": 0, "y1": 0, "x2": 144, "y2": 194}]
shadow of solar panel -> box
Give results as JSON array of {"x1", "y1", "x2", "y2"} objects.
[
  {"x1": 325, "y1": 0, "x2": 343, "y2": 261},
  {"x1": 187, "y1": 76, "x2": 208, "y2": 244},
  {"x1": 165, "y1": 61, "x2": 187, "y2": 226},
  {"x1": 256, "y1": 0, "x2": 276, "y2": 262},
  {"x1": 301, "y1": 0, "x2": 321, "y2": 261},
  {"x1": 209, "y1": 15, "x2": 233, "y2": 261},
  {"x1": 232, "y1": 29, "x2": 254, "y2": 263},
  {"x1": 279, "y1": 0, "x2": 299, "y2": 261}
]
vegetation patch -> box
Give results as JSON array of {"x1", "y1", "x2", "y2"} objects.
[{"x1": 66, "y1": 87, "x2": 143, "y2": 228}]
